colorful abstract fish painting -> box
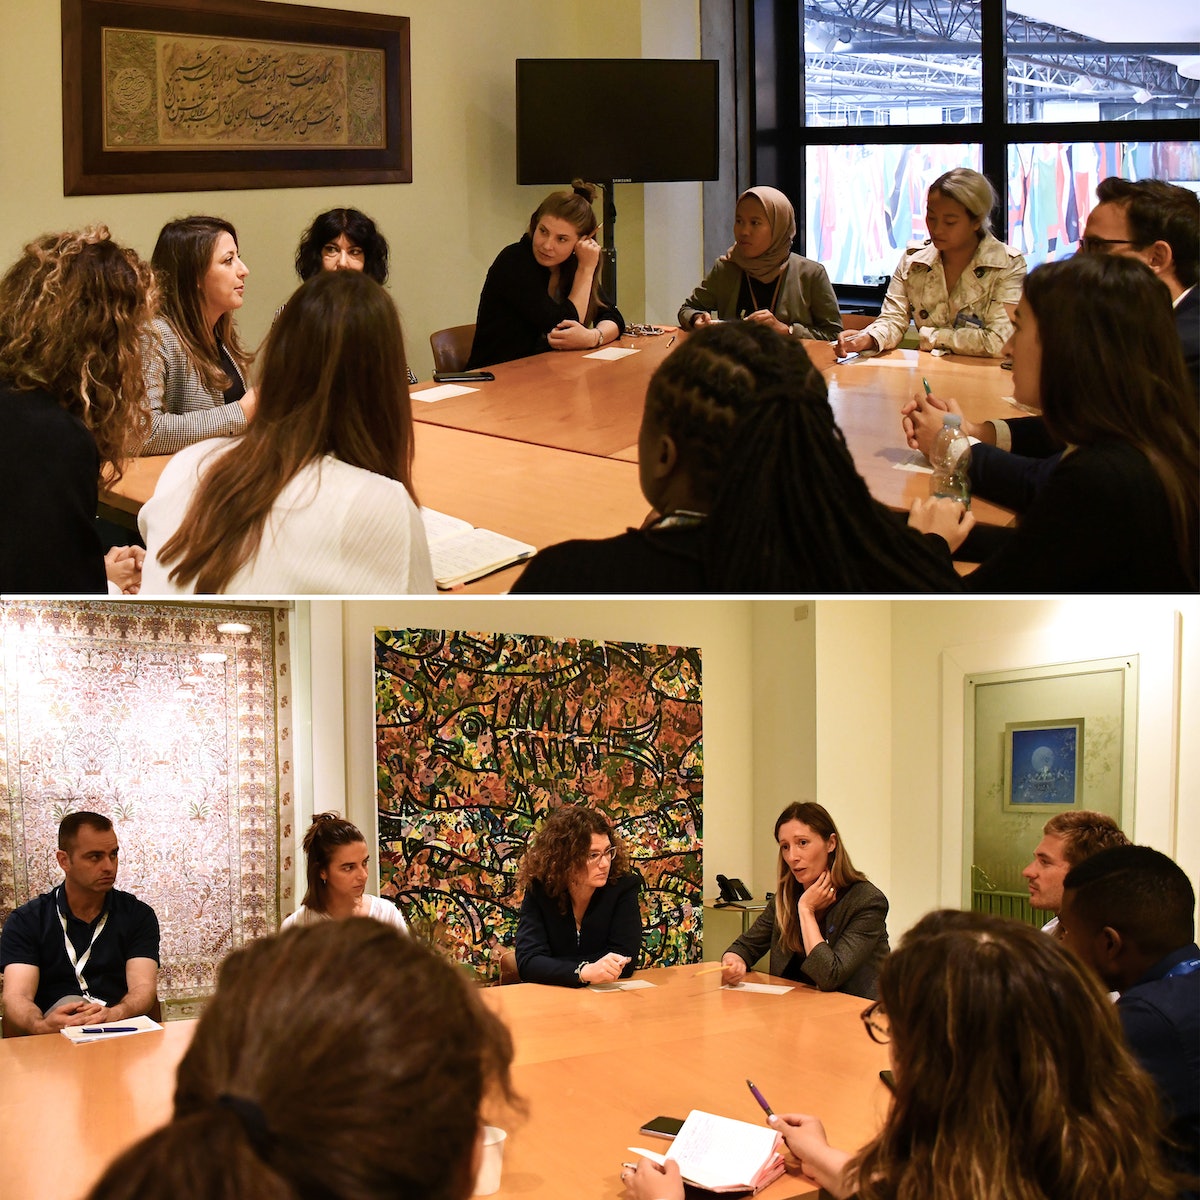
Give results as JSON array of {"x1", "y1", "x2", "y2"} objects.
[{"x1": 374, "y1": 628, "x2": 703, "y2": 980}]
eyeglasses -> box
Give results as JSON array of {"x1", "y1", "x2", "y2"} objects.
[
  {"x1": 321, "y1": 243, "x2": 365, "y2": 260},
  {"x1": 586, "y1": 847, "x2": 617, "y2": 864},
  {"x1": 1078, "y1": 236, "x2": 1138, "y2": 255},
  {"x1": 860, "y1": 1000, "x2": 891, "y2": 1044}
]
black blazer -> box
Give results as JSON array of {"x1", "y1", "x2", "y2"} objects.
[{"x1": 515, "y1": 873, "x2": 642, "y2": 987}]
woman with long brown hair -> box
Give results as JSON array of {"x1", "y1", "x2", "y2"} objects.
[
  {"x1": 139, "y1": 270, "x2": 434, "y2": 594},
  {"x1": 1, "y1": 227, "x2": 155, "y2": 593},
  {"x1": 910, "y1": 253, "x2": 1198, "y2": 590},
  {"x1": 515, "y1": 805, "x2": 641, "y2": 987},
  {"x1": 629, "y1": 910, "x2": 1187, "y2": 1200},
  {"x1": 85, "y1": 921, "x2": 517, "y2": 1200},
  {"x1": 467, "y1": 180, "x2": 625, "y2": 368},
  {"x1": 720, "y1": 802, "x2": 889, "y2": 999},
  {"x1": 140, "y1": 215, "x2": 255, "y2": 456}
]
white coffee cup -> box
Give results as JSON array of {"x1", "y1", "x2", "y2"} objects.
[{"x1": 473, "y1": 1125, "x2": 507, "y2": 1196}]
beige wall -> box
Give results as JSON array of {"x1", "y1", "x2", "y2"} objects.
[
  {"x1": 0, "y1": 0, "x2": 704, "y2": 379},
  {"x1": 290, "y1": 598, "x2": 1199, "y2": 953}
]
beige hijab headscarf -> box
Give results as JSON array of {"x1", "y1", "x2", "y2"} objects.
[{"x1": 726, "y1": 186, "x2": 797, "y2": 283}]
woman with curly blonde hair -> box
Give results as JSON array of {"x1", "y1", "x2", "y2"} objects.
[
  {"x1": 1, "y1": 226, "x2": 155, "y2": 593},
  {"x1": 630, "y1": 910, "x2": 1190, "y2": 1200},
  {"x1": 515, "y1": 805, "x2": 641, "y2": 987}
]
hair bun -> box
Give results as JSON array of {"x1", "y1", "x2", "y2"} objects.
[{"x1": 571, "y1": 179, "x2": 598, "y2": 203}]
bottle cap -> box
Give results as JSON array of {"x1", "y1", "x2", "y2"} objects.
[{"x1": 941, "y1": 413, "x2": 962, "y2": 427}]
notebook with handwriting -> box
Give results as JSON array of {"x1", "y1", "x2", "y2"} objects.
[
  {"x1": 420, "y1": 508, "x2": 536, "y2": 589},
  {"x1": 631, "y1": 1109, "x2": 785, "y2": 1194}
]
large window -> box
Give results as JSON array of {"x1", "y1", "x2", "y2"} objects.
[{"x1": 754, "y1": 1, "x2": 1200, "y2": 291}]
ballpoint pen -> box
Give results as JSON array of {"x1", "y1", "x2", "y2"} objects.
[{"x1": 746, "y1": 1079, "x2": 775, "y2": 1117}]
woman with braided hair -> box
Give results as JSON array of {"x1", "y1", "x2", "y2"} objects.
[
  {"x1": 84, "y1": 921, "x2": 518, "y2": 1200},
  {"x1": 511, "y1": 321, "x2": 957, "y2": 592}
]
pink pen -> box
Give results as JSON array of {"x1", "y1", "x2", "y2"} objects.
[{"x1": 746, "y1": 1079, "x2": 774, "y2": 1118}]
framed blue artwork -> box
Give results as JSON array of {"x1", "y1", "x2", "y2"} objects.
[{"x1": 1003, "y1": 719, "x2": 1083, "y2": 812}]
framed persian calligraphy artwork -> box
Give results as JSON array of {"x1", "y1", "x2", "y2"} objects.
[{"x1": 61, "y1": 0, "x2": 411, "y2": 195}]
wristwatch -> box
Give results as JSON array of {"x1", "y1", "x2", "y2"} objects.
[{"x1": 575, "y1": 961, "x2": 588, "y2": 981}]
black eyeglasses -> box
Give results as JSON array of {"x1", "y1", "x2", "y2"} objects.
[
  {"x1": 860, "y1": 1000, "x2": 890, "y2": 1044},
  {"x1": 1078, "y1": 235, "x2": 1139, "y2": 254}
]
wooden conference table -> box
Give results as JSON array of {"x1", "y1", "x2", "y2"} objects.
[
  {"x1": 98, "y1": 332, "x2": 1022, "y2": 590},
  {"x1": 413, "y1": 332, "x2": 1024, "y2": 528},
  {"x1": 0, "y1": 963, "x2": 890, "y2": 1200}
]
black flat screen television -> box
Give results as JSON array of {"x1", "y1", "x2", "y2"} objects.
[{"x1": 516, "y1": 59, "x2": 719, "y2": 185}]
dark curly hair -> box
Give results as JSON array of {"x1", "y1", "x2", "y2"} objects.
[
  {"x1": 517, "y1": 806, "x2": 631, "y2": 912},
  {"x1": 295, "y1": 209, "x2": 389, "y2": 284}
]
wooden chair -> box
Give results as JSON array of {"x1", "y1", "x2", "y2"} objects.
[
  {"x1": 840, "y1": 312, "x2": 876, "y2": 331},
  {"x1": 429, "y1": 324, "x2": 476, "y2": 374}
]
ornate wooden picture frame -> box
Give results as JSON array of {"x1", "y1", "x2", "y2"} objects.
[{"x1": 62, "y1": 0, "x2": 411, "y2": 195}]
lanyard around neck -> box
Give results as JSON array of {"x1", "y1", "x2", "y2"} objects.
[
  {"x1": 57, "y1": 885, "x2": 109, "y2": 1003},
  {"x1": 1163, "y1": 957, "x2": 1200, "y2": 979}
]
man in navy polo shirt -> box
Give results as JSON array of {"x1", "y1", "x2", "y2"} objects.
[
  {"x1": 1, "y1": 811, "x2": 159, "y2": 1035},
  {"x1": 1059, "y1": 845, "x2": 1199, "y2": 1192}
]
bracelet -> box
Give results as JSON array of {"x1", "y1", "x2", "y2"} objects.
[{"x1": 594, "y1": 328, "x2": 604, "y2": 348}]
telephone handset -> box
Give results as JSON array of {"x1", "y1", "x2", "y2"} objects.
[{"x1": 716, "y1": 874, "x2": 752, "y2": 904}]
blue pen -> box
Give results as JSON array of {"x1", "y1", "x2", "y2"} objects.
[
  {"x1": 82, "y1": 1026, "x2": 137, "y2": 1033},
  {"x1": 746, "y1": 1079, "x2": 775, "y2": 1118}
]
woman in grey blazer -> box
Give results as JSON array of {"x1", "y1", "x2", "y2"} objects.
[
  {"x1": 720, "y1": 801, "x2": 889, "y2": 999},
  {"x1": 139, "y1": 216, "x2": 256, "y2": 456}
]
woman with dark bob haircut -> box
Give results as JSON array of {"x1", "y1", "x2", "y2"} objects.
[
  {"x1": 627, "y1": 911, "x2": 1188, "y2": 1200},
  {"x1": 720, "y1": 802, "x2": 889, "y2": 999},
  {"x1": 910, "y1": 253, "x2": 1198, "y2": 591},
  {"x1": 85, "y1": 921, "x2": 518, "y2": 1200},
  {"x1": 294, "y1": 208, "x2": 390, "y2": 284},
  {"x1": 139, "y1": 270, "x2": 433, "y2": 594},
  {"x1": 141, "y1": 216, "x2": 255, "y2": 456},
  {"x1": 514, "y1": 805, "x2": 642, "y2": 986},
  {"x1": 1, "y1": 227, "x2": 155, "y2": 593}
]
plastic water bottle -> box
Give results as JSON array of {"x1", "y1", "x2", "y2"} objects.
[{"x1": 929, "y1": 413, "x2": 971, "y2": 509}]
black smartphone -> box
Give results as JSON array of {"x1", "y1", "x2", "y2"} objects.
[
  {"x1": 639, "y1": 1115, "x2": 684, "y2": 1139},
  {"x1": 432, "y1": 371, "x2": 494, "y2": 383}
]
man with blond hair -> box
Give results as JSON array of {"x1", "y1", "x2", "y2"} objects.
[{"x1": 1022, "y1": 809, "x2": 1129, "y2": 936}]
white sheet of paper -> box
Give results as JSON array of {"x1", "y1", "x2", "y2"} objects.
[
  {"x1": 589, "y1": 978, "x2": 656, "y2": 992},
  {"x1": 583, "y1": 346, "x2": 639, "y2": 361},
  {"x1": 410, "y1": 383, "x2": 479, "y2": 402},
  {"x1": 60, "y1": 1014, "x2": 163, "y2": 1044},
  {"x1": 720, "y1": 981, "x2": 793, "y2": 995}
]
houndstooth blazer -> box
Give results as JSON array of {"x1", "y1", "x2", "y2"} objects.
[{"x1": 138, "y1": 318, "x2": 248, "y2": 456}]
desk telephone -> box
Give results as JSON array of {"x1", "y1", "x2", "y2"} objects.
[{"x1": 716, "y1": 874, "x2": 752, "y2": 903}]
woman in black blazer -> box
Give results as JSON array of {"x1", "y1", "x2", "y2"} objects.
[{"x1": 515, "y1": 806, "x2": 641, "y2": 987}]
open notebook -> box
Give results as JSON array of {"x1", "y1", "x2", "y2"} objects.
[
  {"x1": 631, "y1": 1109, "x2": 785, "y2": 1194},
  {"x1": 420, "y1": 508, "x2": 536, "y2": 589}
]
